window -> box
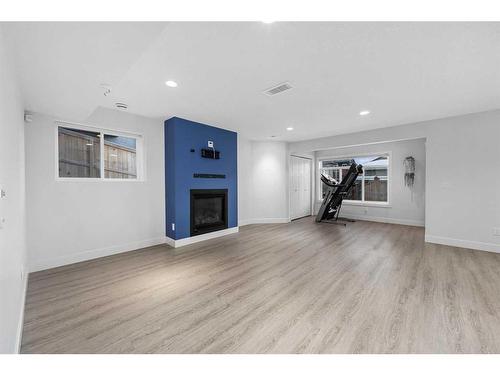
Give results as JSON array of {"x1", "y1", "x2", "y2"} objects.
[
  {"x1": 57, "y1": 125, "x2": 143, "y2": 180},
  {"x1": 58, "y1": 127, "x2": 101, "y2": 178},
  {"x1": 319, "y1": 154, "x2": 389, "y2": 204},
  {"x1": 103, "y1": 134, "x2": 137, "y2": 179}
]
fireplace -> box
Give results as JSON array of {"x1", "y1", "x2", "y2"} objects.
[{"x1": 190, "y1": 189, "x2": 228, "y2": 236}]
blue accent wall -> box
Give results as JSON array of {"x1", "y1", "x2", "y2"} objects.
[{"x1": 165, "y1": 117, "x2": 238, "y2": 240}]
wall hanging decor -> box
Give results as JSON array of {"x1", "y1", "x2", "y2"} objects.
[{"x1": 404, "y1": 156, "x2": 415, "y2": 188}]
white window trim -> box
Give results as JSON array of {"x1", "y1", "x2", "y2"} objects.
[
  {"x1": 55, "y1": 120, "x2": 145, "y2": 182},
  {"x1": 316, "y1": 151, "x2": 392, "y2": 207}
]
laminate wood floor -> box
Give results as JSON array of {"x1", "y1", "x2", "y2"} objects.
[{"x1": 21, "y1": 218, "x2": 500, "y2": 353}]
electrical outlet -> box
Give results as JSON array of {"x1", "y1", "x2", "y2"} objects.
[
  {"x1": 493, "y1": 227, "x2": 500, "y2": 236},
  {"x1": 172, "y1": 223, "x2": 175, "y2": 231},
  {"x1": 208, "y1": 140, "x2": 214, "y2": 148}
]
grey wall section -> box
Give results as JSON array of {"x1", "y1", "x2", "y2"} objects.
[
  {"x1": 251, "y1": 141, "x2": 289, "y2": 222},
  {"x1": 25, "y1": 108, "x2": 166, "y2": 272},
  {"x1": 238, "y1": 138, "x2": 289, "y2": 225},
  {"x1": 314, "y1": 138, "x2": 426, "y2": 226},
  {"x1": 0, "y1": 26, "x2": 27, "y2": 353},
  {"x1": 289, "y1": 110, "x2": 500, "y2": 252},
  {"x1": 423, "y1": 111, "x2": 500, "y2": 251},
  {"x1": 237, "y1": 136, "x2": 253, "y2": 225}
]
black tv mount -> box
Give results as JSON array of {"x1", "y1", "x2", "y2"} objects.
[{"x1": 201, "y1": 149, "x2": 220, "y2": 159}]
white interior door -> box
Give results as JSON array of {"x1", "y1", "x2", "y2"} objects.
[
  {"x1": 290, "y1": 156, "x2": 299, "y2": 220},
  {"x1": 302, "y1": 159, "x2": 311, "y2": 215},
  {"x1": 290, "y1": 156, "x2": 312, "y2": 220}
]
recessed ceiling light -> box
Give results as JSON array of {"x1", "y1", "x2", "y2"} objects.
[
  {"x1": 286, "y1": 127, "x2": 294, "y2": 131},
  {"x1": 165, "y1": 80, "x2": 178, "y2": 88},
  {"x1": 262, "y1": 20, "x2": 275, "y2": 24},
  {"x1": 359, "y1": 110, "x2": 371, "y2": 116}
]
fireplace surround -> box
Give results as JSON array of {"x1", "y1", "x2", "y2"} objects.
[{"x1": 165, "y1": 117, "x2": 237, "y2": 242}]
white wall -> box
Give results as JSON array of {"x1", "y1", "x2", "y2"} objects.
[
  {"x1": 314, "y1": 138, "x2": 426, "y2": 226},
  {"x1": 290, "y1": 110, "x2": 500, "y2": 253},
  {"x1": 251, "y1": 141, "x2": 288, "y2": 222},
  {"x1": 238, "y1": 140, "x2": 289, "y2": 225},
  {"x1": 0, "y1": 26, "x2": 27, "y2": 353},
  {"x1": 25, "y1": 107, "x2": 165, "y2": 272},
  {"x1": 424, "y1": 111, "x2": 500, "y2": 251},
  {"x1": 237, "y1": 135, "x2": 253, "y2": 225}
]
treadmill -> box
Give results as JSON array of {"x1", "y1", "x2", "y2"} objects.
[{"x1": 315, "y1": 162, "x2": 363, "y2": 225}]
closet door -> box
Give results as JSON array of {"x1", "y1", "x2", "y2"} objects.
[
  {"x1": 290, "y1": 156, "x2": 312, "y2": 220},
  {"x1": 301, "y1": 158, "x2": 311, "y2": 216}
]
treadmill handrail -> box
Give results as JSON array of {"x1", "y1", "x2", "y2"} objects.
[{"x1": 320, "y1": 173, "x2": 339, "y2": 187}]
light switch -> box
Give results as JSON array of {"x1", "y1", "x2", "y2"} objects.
[
  {"x1": 208, "y1": 140, "x2": 214, "y2": 148},
  {"x1": 0, "y1": 217, "x2": 5, "y2": 230}
]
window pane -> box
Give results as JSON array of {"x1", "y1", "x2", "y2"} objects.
[
  {"x1": 104, "y1": 134, "x2": 137, "y2": 179},
  {"x1": 322, "y1": 159, "x2": 354, "y2": 168},
  {"x1": 364, "y1": 161, "x2": 388, "y2": 202},
  {"x1": 320, "y1": 155, "x2": 388, "y2": 203},
  {"x1": 58, "y1": 127, "x2": 101, "y2": 178},
  {"x1": 346, "y1": 176, "x2": 362, "y2": 201}
]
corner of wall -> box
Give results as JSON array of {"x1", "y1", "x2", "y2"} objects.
[
  {"x1": 0, "y1": 25, "x2": 28, "y2": 353},
  {"x1": 15, "y1": 269, "x2": 28, "y2": 353}
]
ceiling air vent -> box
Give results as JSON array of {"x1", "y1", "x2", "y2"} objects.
[
  {"x1": 115, "y1": 102, "x2": 128, "y2": 110},
  {"x1": 263, "y1": 82, "x2": 293, "y2": 96}
]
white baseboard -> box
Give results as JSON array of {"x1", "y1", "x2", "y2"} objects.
[
  {"x1": 30, "y1": 237, "x2": 167, "y2": 273},
  {"x1": 166, "y1": 226, "x2": 239, "y2": 248},
  {"x1": 340, "y1": 214, "x2": 425, "y2": 227},
  {"x1": 238, "y1": 218, "x2": 290, "y2": 226},
  {"x1": 165, "y1": 236, "x2": 176, "y2": 247},
  {"x1": 16, "y1": 267, "x2": 28, "y2": 353},
  {"x1": 425, "y1": 235, "x2": 500, "y2": 254}
]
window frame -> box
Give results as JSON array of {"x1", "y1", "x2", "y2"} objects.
[
  {"x1": 317, "y1": 151, "x2": 391, "y2": 207},
  {"x1": 55, "y1": 121, "x2": 145, "y2": 182}
]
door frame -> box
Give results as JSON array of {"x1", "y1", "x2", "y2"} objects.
[{"x1": 289, "y1": 155, "x2": 313, "y2": 221}]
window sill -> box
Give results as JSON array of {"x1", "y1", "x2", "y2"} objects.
[
  {"x1": 343, "y1": 200, "x2": 391, "y2": 208},
  {"x1": 316, "y1": 200, "x2": 391, "y2": 208},
  {"x1": 56, "y1": 178, "x2": 145, "y2": 183}
]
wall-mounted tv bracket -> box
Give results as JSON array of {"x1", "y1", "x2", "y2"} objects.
[
  {"x1": 201, "y1": 149, "x2": 220, "y2": 159},
  {"x1": 200, "y1": 140, "x2": 220, "y2": 159}
]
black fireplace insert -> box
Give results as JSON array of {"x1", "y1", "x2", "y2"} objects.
[{"x1": 190, "y1": 189, "x2": 228, "y2": 236}]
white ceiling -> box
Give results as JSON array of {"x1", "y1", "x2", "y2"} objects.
[
  {"x1": 2, "y1": 22, "x2": 166, "y2": 120},
  {"x1": 3, "y1": 22, "x2": 500, "y2": 141}
]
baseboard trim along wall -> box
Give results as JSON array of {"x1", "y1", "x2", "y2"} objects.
[
  {"x1": 166, "y1": 227, "x2": 239, "y2": 248},
  {"x1": 238, "y1": 218, "x2": 290, "y2": 226},
  {"x1": 16, "y1": 270, "x2": 28, "y2": 353},
  {"x1": 29, "y1": 237, "x2": 167, "y2": 273},
  {"x1": 339, "y1": 214, "x2": 425, "y2": 227},
  {"x1": 425, "y1": 235, "x2": 500, "y2": 254}
]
